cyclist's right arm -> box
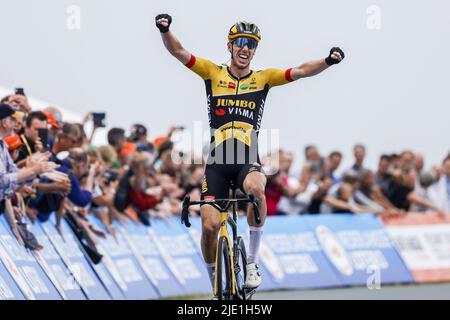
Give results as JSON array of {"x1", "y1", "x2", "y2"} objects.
[
  {"x1": 160, "y1": 31, "x2": 191, "y2": 65},
  {"x1": 156, "y1": 14, "x2": 216, "y2": 79},
  {"x1": 156, "y1": 14, "x2": 191, "y2": 64}
]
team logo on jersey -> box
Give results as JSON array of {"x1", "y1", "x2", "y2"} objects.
[
  {"x1": 228, "y1": 82, "x2": 236, "y2": 89},
  {"x1": 217, "y1": 80, "x2": 229, "y2": 88},
  {"x1": 240, "y1": 84, "x2": 249, "y2": 90},
  {"x1": 202, "y1": 176, "x2": 208, "y2": 193},
  {"x1": 216, "y1": 99, "x2": 256, "y2": 110},
  {"x1": 214, "y1": 121, "x2": 254, "y2": 147},
  {"x1": 227, "y1": 107, "x2": 254, "y2": 119},
  {"x1": 215, "y1": 108, "x2": 226, "y2": 116}
]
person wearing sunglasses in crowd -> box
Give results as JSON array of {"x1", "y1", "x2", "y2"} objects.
[{"x1": 155, "y1": 14, "x2": 345, "y2": 296}]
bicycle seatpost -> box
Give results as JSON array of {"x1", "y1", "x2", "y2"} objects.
[{"x1": 247, "y1": 193, "x2": 261, "y2": 224}]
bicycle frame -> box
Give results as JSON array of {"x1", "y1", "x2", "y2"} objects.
[
  {"x1": 214, "y1": 209, "x2": 237, "y2": 296},
  {"x1": 181, "y1": 190, "x2": 260, "y2": 299}
]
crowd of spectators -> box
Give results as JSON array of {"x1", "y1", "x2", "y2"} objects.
[
  {"x1": 0, "y1": 93, "x2": 202, "y2": 251},
  {"x1": 264, "y1": 145, "x2": 450, "y2": 217},
  {"x1": 1, "y1": 91, "x2": 449, "y2": 252}
]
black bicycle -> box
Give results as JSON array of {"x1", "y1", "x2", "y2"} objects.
[{"x1": 181, "y1": 186, "x2": 260, "y2": 300}]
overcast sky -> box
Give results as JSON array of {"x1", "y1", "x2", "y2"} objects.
[{"x1": 0, "y1": 0, "x2": 449, "y2": 173}]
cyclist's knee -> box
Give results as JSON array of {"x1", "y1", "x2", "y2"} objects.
[
  {"x1": 202, "y1": 220, "x2": 220, "y2": 239},
  {"x1": 245, "y1": 183, "x2": 266, "y2": 201},
  {"x1": 201, "y1": 207, "x2": 220, "y2": 237}
]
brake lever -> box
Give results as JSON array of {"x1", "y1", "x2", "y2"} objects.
[
  {"x1": 247, "y1": 193, "x2": 261, "y2": 224},
  {"x1": 181, "y1": 196, "x2": 191, "y2": 228}
]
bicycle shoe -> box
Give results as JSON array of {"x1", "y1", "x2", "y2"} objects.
[{"x1": 244, "y1": 262, "x2": 262, "y2": 289}]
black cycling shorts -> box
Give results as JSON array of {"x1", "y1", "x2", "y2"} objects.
[{"x1": 200, "y1": 163, "x2": 263, "y2": 204}]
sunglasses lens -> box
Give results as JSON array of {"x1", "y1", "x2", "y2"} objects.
[{"x1": 234, "y1": 37, "x2": 257, "y2": 49}]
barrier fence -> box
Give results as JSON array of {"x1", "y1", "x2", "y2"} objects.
[{"x1": 0, "y1": 211, "x2": 449, "y2": 300}]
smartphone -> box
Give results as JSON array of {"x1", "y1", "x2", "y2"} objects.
[
  {"x1": 37, "y1": 128, "x2": 49, "y2": 150},
  {"x1": 92, "y1": 112, "x2": 106, "y2": 128},
  {"x1": 15, "y1": 88, "x2": 25, "y2": 96}
]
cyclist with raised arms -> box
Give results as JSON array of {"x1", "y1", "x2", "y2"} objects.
[{"x1": 155, "y1": 14, "x2": 344, "y2": 297}]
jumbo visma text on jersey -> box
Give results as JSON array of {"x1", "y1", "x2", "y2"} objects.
[{"x1": 185, "y1": 54, "x2": 294, "y2": 163}]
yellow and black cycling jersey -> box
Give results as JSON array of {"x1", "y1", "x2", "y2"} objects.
[{"x1": 185, "y1": 54, "x2": 294, "y2": 163}]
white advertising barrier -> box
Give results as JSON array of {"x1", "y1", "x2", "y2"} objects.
[
  {"x1": 383, "y1": 213, "x2": 450, "y2": 282},
  {"x1": 149, "y1": 218, "x2": 211, "y2": 295},
  {"x1": 118, "y1": 220, "x2": 186, "y2": 298},
  {"x1": 0, "y1": 217, "x2": 62, "y2": 300},
  {"x1": 0, "y1": 240, "x2": 35, "y2": 300}
]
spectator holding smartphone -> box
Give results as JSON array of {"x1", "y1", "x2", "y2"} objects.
[
  {"x1": 1, "y1": 93, "x2": 32, "y2": 113},
  {"x1": 0, "y1": 104, "x2": 59, "y2": 205},
  {"x1": 15, "y1": 111, "x2": 48, "y2": 163}
]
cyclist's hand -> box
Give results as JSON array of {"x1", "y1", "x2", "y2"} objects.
[
  {"x1": 325, "y1": 47, "x2": 345, "y2": 65},
  {"x1": 155, "y1": 14, "x2": 172, "y2": 33}
]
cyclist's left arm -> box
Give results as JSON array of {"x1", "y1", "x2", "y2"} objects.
[
  {"x1": 290, "y1": 47, "x2": 345, "y2": 80},
  {"x1": 289, "y1": 59, "x2": 330, "y2": 80},
  {"x1": 265, "y1": 47, "x2": 345, "y2": 87}
]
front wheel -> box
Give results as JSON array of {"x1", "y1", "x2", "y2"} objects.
[
  {"x1": 234, "y1": 236, "x2": 247, "y2": 300},
  {"x1": 216, "y1": 236, "x2": 232, "y2": 300}
]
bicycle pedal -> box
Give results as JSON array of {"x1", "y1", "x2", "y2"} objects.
[{"x1": 244, "y1": 289, "x2": 256, "y2": 300}]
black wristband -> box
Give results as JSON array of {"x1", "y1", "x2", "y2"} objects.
[{"x1": 155, "y1": 14, "x2": 172, "y2": 33}]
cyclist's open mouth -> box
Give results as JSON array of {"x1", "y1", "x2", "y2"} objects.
[{"x1": 237, "y1": 53, "x2": 249, "y2": 64}]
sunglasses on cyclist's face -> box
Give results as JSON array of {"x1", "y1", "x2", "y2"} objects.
[{"x1": 233, "y1": 37, "x2": 258, "y2": 49}]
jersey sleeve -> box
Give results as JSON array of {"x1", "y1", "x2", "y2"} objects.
[
  {"x1": 185, "y1": 55, "x2": 219, "y2": 80},
  {"x1": 263, "y1": 68, "x2": 294, "y2": 88}
]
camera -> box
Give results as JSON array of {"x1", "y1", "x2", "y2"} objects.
[
  {"x1": 15, "y1": 87, "x2": 25, "y2": 96},
  {"x1": 37, "y1": 128, "x2": 49, "y2": 150},
  {"x1": 307, "y1": 158, "x2": 324, "y2": 175},
  {"x1": 92, "y1": 112, "x2": 106, "y2": 128},
  {"x1": 103, "y1": 170, "x2": 119, "y2": 186}
]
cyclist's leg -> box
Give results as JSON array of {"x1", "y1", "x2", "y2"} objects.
[
  {"x1": 200, "y1": 165, "x2": 230, "y2": 290},
  {"x1": 238, "y1": 163, "x2": 266, "y2": 289},
  {"x1": 200, "y1": 205, "x2": 221, "y2": 289},
  {"x1": 238, "y1": 163, "x2": 267, "y2": 227}
]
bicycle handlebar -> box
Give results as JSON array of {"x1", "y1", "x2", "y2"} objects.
[
  {"x1": 247, "y1": 193, "x2": 261, "y2": 225},
  {"x1": 181, "y1": 195, "x2": 191, "y2": 227},
  {"x1": 180, "y1": 193, "x2": 261, "y2": 227}
]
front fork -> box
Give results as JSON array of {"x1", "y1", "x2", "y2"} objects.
[{"x1": 214, "y1": 211, "x2": 237, "y2": 297}]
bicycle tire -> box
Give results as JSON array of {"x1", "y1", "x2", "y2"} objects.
[
  {"x1": 216, "y1": 236, "x2": 232, "y2": 300},
  {"x1": 235, "y1": 236, "x2": 247, "y2": 299}
]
